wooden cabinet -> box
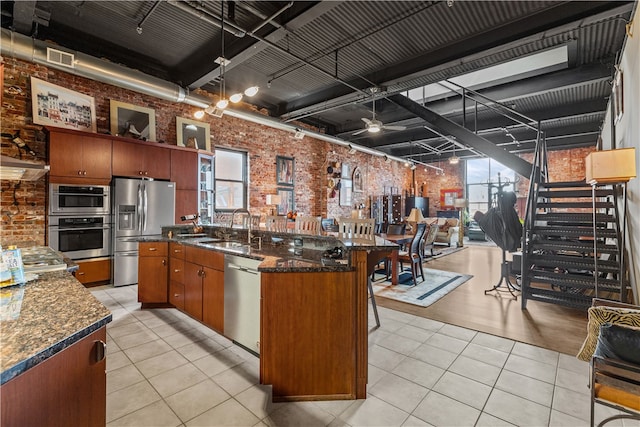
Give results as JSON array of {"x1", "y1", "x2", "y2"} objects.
[
  {"x1": 74, "y1": 257, "x2": 111, "y2": 286},
  {"x1": 112, "y1": 139, "x2": 171, "y2": 179},
  {"x1": 1, "y1": 327, "x2": 107, "y2": 426},
  {"x1": 183, "y1": 246, "x2": 224, "y2": 332},
  {"x1": 49, "y1": 130, "x2": 112, "y2": 184},
  {"x1": 138, "y1": 241, "x2": 169, "y2": 305},
  {"x1": 171, "y1": 149, "x2": 198, "y2": 190},
  {"x1": 260, "y1": 270, "x2": 356, "y2": 401},
  {"x1": 175, "y1": 189, "x2": 198, "y2": 225},
  {"x1": 169, "y1": 242, "x2": 186, "y2": 310}
]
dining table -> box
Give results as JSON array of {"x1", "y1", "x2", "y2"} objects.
[{"x1": 377, "y1": 233, "x2": 415, "y2": 286}]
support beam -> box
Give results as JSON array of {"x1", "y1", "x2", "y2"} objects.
[{"x1": 388, "y1": 94, "x2": 533, "y2": 178}]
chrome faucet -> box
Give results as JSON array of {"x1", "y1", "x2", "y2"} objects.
[
  {"x1": 230, "y1": 208, "x2": 245, "y2": 228},
  {"x1": 246, "y1": 210, "x2": 262, "y2": 250}
]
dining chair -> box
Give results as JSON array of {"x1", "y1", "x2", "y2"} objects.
[
  {"x1": 294, "y1": 216, "x2": 322, "y2": 235},
  {"x1": 398, "y1": 222, "x2": 427, "y2": 286},
  {"x1": 241, "y1": 214, "x2": 261, "y2": 229},
  {"x1": 373, "y1": 222, "x2": 406, "y2": 281},
  {"x1": 336, "y1": 217, "x2": 376, "y2": 243},
  {"x1": 265, "y1": 215, "x2": 288, "y2": 232},
  {"x1": 420, "y1": 223, "x2": 440, "y2": 260}
]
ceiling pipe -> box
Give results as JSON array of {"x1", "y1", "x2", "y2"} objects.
[{"x1": 0, "y1": 29, "x2": 408, "y2": 165}]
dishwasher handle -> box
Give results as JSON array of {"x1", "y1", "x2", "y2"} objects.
[{"x1": 227, "y1": 263, "x2": 259, "y2": 275}]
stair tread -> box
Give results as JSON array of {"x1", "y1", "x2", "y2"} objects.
[
  {"x1": 529, "y1": 254, "x2": 620, "y2": 271},
  {"x1": 538, "y1": 181, "x2": 592, "y2": 188},
  {"x1": 532, "y1": 227, "x2": 617, "y2": 237},
  {"x1": 536, "y1": 202, "x2": 615, "y2": 208},
  {"x1": 530, "y1": 241, "x2": 619, "y2": 253},
  {"x1": 536, "y1": 212, "x2": 615, "y2": 221},
  {"x1": 538, "y1": 189, "x2": 613, "y2": 198},
  {"x1": 529, "y1": 270, "x2": 620, "y2": 287}
]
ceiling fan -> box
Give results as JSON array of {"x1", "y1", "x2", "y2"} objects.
[{"x1": 353, "y1": 88, "x2": 407, "y2": 135}]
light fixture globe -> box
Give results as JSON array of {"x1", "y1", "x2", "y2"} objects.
[
  {"x1": 229, "y1": 93, "x2": 243, "y2": 103},
  {"x1": 244, "y1": 86, "x2": 259, "y2": 97},
  {"x1": 449, "y1": 155, "x2": 460, "y2": 165},
  {"x1": 216, "y1": 98, "x2": 229, "y2": 109},
  {"x1": 193, "y1": 110, "x2": 205, "y2": 119},
  {"x1": 368, "y1": 123, "x2": 381, "y2": 133}
]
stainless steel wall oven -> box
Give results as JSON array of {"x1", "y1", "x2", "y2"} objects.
[{"x1": 48, "y1": 215, "x2": 112, "y2": 260}]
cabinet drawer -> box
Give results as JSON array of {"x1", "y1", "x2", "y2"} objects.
[
  {"x1": 74, "y1": 258, "x2": 111, "y2": 285},
  {"x1": 139, "y1": 242, "x2": 168, "y2": 256},
  {"x1": 170, "y1": 258, "x2": 184, "y2": 283},
  {"x1": 169, "y1": 281, "x2": 185, "y2": 310},
  {"x1": 185, "y1": 246, "x2": 224, "y2": 270},
  {"x1": 169, "y1": 242, "x2": 185, "y2": 259}
]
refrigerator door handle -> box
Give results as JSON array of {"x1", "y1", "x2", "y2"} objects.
[
  {"x1": 143, "y1": 184, "x2": 148, "y2": 231},
  {"x1": 137, "y1": 183, "x2": 143, "y2": 231}
]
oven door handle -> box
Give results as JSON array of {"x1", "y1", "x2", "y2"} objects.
[{"x1": 51, "y1": 226, "x2": 111, "y2": 232}]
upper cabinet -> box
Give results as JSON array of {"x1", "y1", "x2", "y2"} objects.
[
  {"x1": 48, "y1": 130, "x2": 112, "y2": 184},
  {"x1": 112, "y1": 139, "x2": 171, "y2": 180},
  {"x1": 170, "y1": 149, "x2": 198, "y2": 190}
]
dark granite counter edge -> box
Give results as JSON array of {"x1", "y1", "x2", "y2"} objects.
[{"x1": 0, "y1": 314, "x2": 112, "y2": 385}]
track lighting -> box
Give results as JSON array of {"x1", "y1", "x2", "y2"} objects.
[
  {"x1": 193, "y1": 110, "x2": 205, "y2": 119},
  {"x1": 384, "y1": 155, "x2": 391, "y2": 163},
  {"x1": 348, "y1": 144, "x2": 357, "y2": 154},
  {"x1": 294, "y1": 129, "x2": 305, "y2": 139},
  {"x1": 229, "y1": 93, "x2": 243, "y2": 103},
  {"x1": 410, "y1": 164, "x2": 417, "y2": 170},
  {"x1": 216, "y1": 98, "x2": 229, "y2": 109},
  {"x1": 448, "y1": 155, "x2": 460, "y2": 165},
  {"x1": 244, "y1": 86, "x2": 259, "y2": 97}
]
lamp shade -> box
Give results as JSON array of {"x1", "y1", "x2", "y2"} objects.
[
  {"x1": 407, "y1": 207, "x2": 425, "y2": 223},
  {"x1": 454, "y1": 198, "x2": 468, "y2": 208},
  {"x1": 266, "y1": 194, "x2": 281, "y2": 205},
  {"x1": 585, "y1": 148, "x2": 636, "y2": 184}
]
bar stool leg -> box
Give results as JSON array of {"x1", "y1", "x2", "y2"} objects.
[{"x1": 367, "y1": 277, "x2": 381, "y2": 328}]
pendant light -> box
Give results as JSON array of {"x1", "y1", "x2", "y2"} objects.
[
  {"x1": 449, "y1": 143, "x2": 459, "y2": 164},
  {"x1": 215, "y1": 0, "x2": 228, "y2": 110}
]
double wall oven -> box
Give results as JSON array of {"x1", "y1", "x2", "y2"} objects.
[{"x1": 48, "y1": 184, "x2": 112, "y2": 260}]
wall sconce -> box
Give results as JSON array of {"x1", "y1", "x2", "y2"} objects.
[
  {"x1": 294, "y1": 129, "x2": 305, "y2": 139},
  {"x1": 585, "y1": 148, "x2": 636, "y2": 184},
  {"x1": 266, "y1": 194, "x2": 282, "y2": 215}
]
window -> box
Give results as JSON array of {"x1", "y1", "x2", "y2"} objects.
[
  {"x1": 214, "y1": 148, "x2": 247, "y2": 211},
  {"x1": 466, "y1": 158, "x2": 516, "y2": 213}
]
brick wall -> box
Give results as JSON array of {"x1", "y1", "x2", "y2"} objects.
[{"x1": 1, "y1": 57, "x2": 596, "y2": 245}]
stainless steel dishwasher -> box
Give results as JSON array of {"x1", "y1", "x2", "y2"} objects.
[{"x1": 224, "y1": 255, "x2": 261, "y2": 356}]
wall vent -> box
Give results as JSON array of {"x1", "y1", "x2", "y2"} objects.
[{"x1": 46, "y1": 48, "x2": 74, "y2": 68}]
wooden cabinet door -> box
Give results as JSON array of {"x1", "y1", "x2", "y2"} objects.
[
  {"x1": 112, "y1": 139, "x2": 144, "y2": 177},
  {"x1": 49, "y1": 132, "x2": 111, "y2": 179},
  {"x1": 175, "y1": 189, "x2": 198, "y2": 224},
  {"x1": 169, "y1": 281, "x2": 185, "y2": 310},
  {"x1": 74, "y1": 258, "x2": 111, "y2": 286},
  {"x1": 202, "y1": 266, "x2": 224, "y2": 333},
  {"x1": 184, "y1": 261, "x2": 203, "y2": 320},
  {"x1": 143, "y1": 145, "x2": 171, "y2": 180},
  {"x1": 171, "y1": 150, "x2": 198, "y2": 190},
  {"x1": 138, "y1": 255, "x2": 168, "y2": 303},
  {"x1": 1, "y1": 327, "x2": 107, "y2": 426}
]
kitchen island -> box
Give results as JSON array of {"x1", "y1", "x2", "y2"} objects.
[
  {"x1": 139, "y1": 226, "x2": 397, "y2": 401},
  {"x1": 0, "y1": 269, "x2": 112, "y2": 426}
]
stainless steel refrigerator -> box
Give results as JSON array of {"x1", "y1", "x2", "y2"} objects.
[{"x1": 112, "y1": 178, "x2": 175, "y2": 287}]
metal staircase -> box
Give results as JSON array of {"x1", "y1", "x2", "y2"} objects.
[{"x1": 521, "y1": 178, "x2": 629, "y2": 310}]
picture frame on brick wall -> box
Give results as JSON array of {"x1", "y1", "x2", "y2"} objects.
[
  {"x1": 276, "y1": 156, "x2": 294, "y2": 186},
  {"x1": 176, "y1": 117, "x2": 211, "y2": 151},
  {"x1": 109, "y1": 99, "x2": 156, "y2": 142},
  {"x1": 30, "y1": 77, "x2": 97, "y2": 133},
  {"x1": 277, "y1": 187, "x2": 294, "y2": 215}
]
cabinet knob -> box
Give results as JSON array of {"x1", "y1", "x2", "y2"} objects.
[
  {"x1": 162, "y1": 259, "x2": 166, "y2": 266},
  {"x1": 144, "y1": 171, "x2": 148, "y2": 175},
  {"x1": 148, "y1": 247, "x2": 157, "y2": 251},
  {"x1": 139, "y1": 171, "x2": 144, "y2": 175},
  {"x1": 77, "y1": 170, "x2": 82, "y2": 175},
  {"x1": 77, "y1": 272, "x2": 85, "y2": 276},
  {"x1": 83, "y1": 171, "x2": 87, "y2": 175},
  {"x1": 174, "y1": 249, "x2": 182, "y2": 253},
  {"x1": 174, "y1": 269, "x2": 181, "y2": 273},
  {"x1": 201, "y1": 270, "x2": 206, "y2": 278},
  {"x1": 174, "y1": 294, "x2": 179, "y2": 297}
]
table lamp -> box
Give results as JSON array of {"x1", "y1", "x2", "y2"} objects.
[
  {"x1": 266, "y1": 194, "x2": 281, "y2": 216},
  {"x1": 454, "y1": 198, "x2": 468, "y2": 248},
  {"x1": 407, "y1": 207, "x2": 425, "y2": 233}
]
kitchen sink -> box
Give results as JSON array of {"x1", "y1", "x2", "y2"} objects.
[
  {"x1": 211, "y1": 241, "x2": 249, "y2": 250},
  {"x1": 184, "y1": 237, "x2": 224, "y2": 244}
]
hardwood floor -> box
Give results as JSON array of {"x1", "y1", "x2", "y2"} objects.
[{"x1": 375, "y1": 244, "x2": 589, "y2": 356}]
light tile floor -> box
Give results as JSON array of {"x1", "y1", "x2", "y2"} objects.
[{"x1": 91, "y1": 285, "x2": 638, "y2": 427}]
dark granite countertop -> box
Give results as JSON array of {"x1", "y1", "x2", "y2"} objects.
[{"x1": 0, "y1": 270, "x2": 112, "y2": 385}]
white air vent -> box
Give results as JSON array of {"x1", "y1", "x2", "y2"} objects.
[{"x1": 46, "y1": 47, "x2": 74, "y2": 68}]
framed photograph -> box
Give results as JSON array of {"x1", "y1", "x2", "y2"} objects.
[
  {"x1": 176, "y1": 117, "x2": 211, "y2": 151},
  {"x1": 110, "y1": 99, "x2": 156, "y2": 141},
  {"x1": 277, "y1": 187, "x2": 294, "y2": 215},
  {"x1": 276, "y1": 156, "x2": 294, "y2": 186},
  {"x1": 340, "y1": 179, "x2": 353, "y2": 206},
  {"x1": 30, "y1": 77, "x2": 96, "y2": 132},
  {"x1": 352, "y1": 166, "x2": 363, "y2": 192}
]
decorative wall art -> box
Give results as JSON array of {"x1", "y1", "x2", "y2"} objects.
[
  {"x1": 176, "y1": 117, "x2": 211, "y2": 151},
  {"x1": 341, "y1": 163, "x2": 351, "y2": 178},
  {"x1": 440, "y1": 188, "x2": 463, "y2": 209},
  {"x1": 30, "y1": 77, "x2": 97, "y2": 132},
  {"x1": 352, "y1": 166, "x2": 363, "y2": 192},
  {"x1": 276, "y1": 156, "x2": 294, "y2": 186},
  {"x1": 109, "y1": 99, "x2": 156, "y2": 141},
  {"x1": 340, "y1": 179, "x2": 353, "y2": 206},
  {"x1": 277, "y1": 187, "x2": 294, "y2": 215}
]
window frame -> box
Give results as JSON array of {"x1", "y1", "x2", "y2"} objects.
[{"x1": 214, "y1": 147, "x2": 248, "y2": 212}]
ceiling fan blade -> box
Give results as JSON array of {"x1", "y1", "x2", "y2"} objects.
[
  {"x1": 361, "y1": 117, "x2": 372, "y2": 125},
  {"x1": 382, "y1": 125, "x2": 407, "y2": 131},
  {"x1": 352, "y1": 128, "x2": 368, "y2": 136}
]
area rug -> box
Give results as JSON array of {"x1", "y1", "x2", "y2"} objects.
[
  {"x1": 372, "y1": 268, "x2": 473, "y2": 307},
  {"x1": 424, "y1": 245, "x2": 466, "y2": 262}
]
